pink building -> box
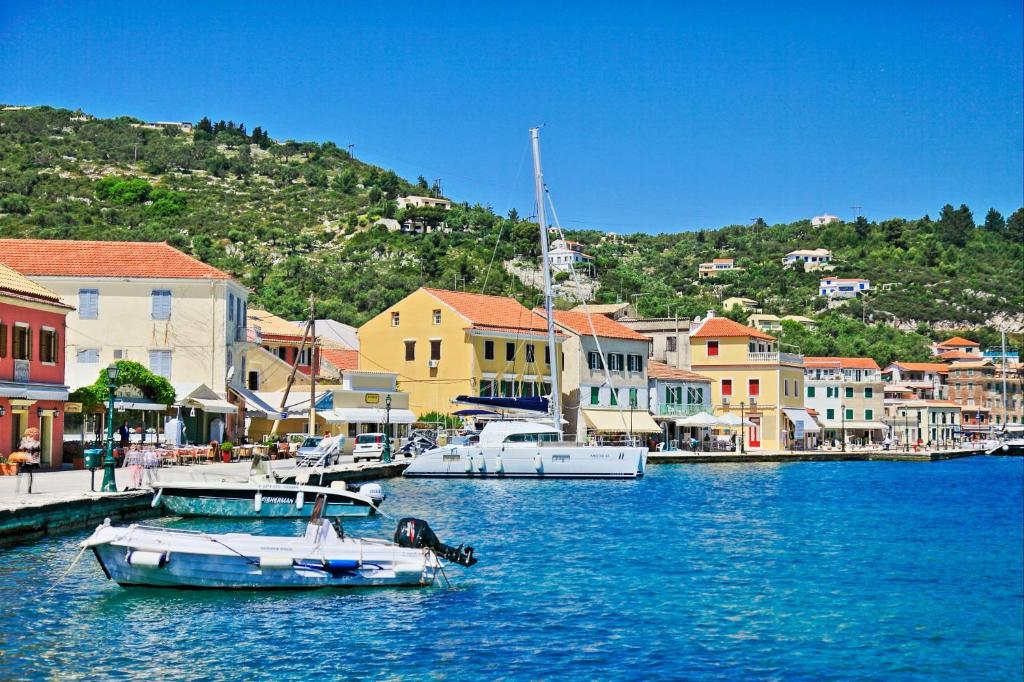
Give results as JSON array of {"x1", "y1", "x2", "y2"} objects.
[{"x1": 0, "y1": 264, "x2": 73, "y2": 467}]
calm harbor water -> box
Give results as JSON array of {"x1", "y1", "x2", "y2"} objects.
[{"x1": 1, "y1": 458, "x2": 1021, "y2": 681}]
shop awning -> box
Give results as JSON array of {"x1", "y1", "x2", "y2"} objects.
[
  {"x1": 783, "y1": 408, "x2": 822, "y2": 434},
  {"x1": 582, "y1": 409, "x2": 661, "y2": 433},
  {"x1": 841, "y1": 420, "x2": 888, "y2": 431},
  {"x1": 114, "y1": 398, "x2": 167, "y2": 411},
  {"x1": 187, "y1": 397, "x2": 238, "y2": 414},
  {"x1": 0, "y1": 381, "x2": 70, "y2": 401},
  {"x1": 229, "y1": 385, "x2": 288, "y2": 420},
  {"x1": 320, "y1": 407, "x2": 416, "y2": 425}
]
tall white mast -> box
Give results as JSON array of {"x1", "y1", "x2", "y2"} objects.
[
  {"x1": 531, "y1": 126, "x2": 561, "y2": 432},
  {"x1": 1002, "y1": 330, "x2": 1008, "y2": 428}
]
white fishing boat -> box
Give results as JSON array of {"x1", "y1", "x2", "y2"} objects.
[
  {"x1": 405, "y1": 420, "x2": 646, "y2": 478},
  {"x1": 153, "y1": 455, "x2": 384, "y2": 518},
  {"x1": 82, "y1": 496, "x2": 477, "y2": 589},
  {"x1": 404, "y1": 127, "x2": 648, "y2": 479}
]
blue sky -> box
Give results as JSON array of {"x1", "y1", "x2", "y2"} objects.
[{"x1": 1, "y1": 1, "x2": 1021, "y2": 233}]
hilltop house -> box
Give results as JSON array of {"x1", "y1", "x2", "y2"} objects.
[
  {"x1": 722, "y1": 297, "x2": 759, "y2": 313},
  {"x1": 698, "y1": 258, "x2": 742, "y2": 279},
  {"x1": 0, "y1": 239, "x2": 249, "y2": 444},
  {"x1": 548, "y1": 239, "x2": 594, "y2": 272},
  {"x1": 783, "y1": 248, "x2": 833, "y2": 271},
  {"x1": 689, "y1": 313, "x2": 811, "y2": 450},
  {"x1": 930, "y1": 336, "x2": 980, "y2": 359},
  {"x1": 803, "y1": 357, "x2": 886, "y2": 445},
  {"x1": 358, "y1": 288, "x2": 564, "y2": 417},
  {"x1": 819, "y1": 277, "x2": 870, "y2": 298},
  {"x1": 811, "y1": 214, "x2": 841, "y2": 227},
  {"x1": 538, "y1": 309, "x2": 657, "y2": 443},
  {"x1": 0, "y1": 264, "x2": 73, "y2": 467},
  {"x1": 396, "y1": 196, "x2": 451, "y2": 211},
  {"x1": 747, "y1": 314, "x2": 782, "y2": 333}
]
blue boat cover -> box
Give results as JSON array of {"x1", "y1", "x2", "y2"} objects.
[{"x1": 453, "y1": 395, "x2": 549, "y2": 414}]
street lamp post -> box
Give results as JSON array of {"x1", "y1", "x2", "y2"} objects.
[
  {"x1": 841, "y1": 402, "x2": 847, "y2": 452},
  {"x1": 101, "y1": 363, "x2": 120, "y2": 493},
  {"x1": 381, "y1": 394, "x2": 392, "y2": 464},
  {"x1": 903, "y1": 412, "x2": 909, "y2": 452},
  {"x1": 739, "y1": 401, "x2": 746, "y2": 454}
]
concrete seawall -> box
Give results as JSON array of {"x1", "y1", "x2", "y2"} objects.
[
  {"x1": 0, "y1": 460, "x2": 409, "y2": 547},
  {"x1": 647, "y1": 448, "x2": 988, "y2": 464}
]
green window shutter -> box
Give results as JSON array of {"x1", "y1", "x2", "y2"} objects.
[
  {"x1": 865, "y1": 409, "x2": 873, "y2": 420},
  {"x1": 845, "y1": 387, "x2": 853, "y2": 398},
  {"x1": 629, "y1": 388, "x2": 638, "y2": 408},
  {"x1": 826, "y1": 409, "x2": 834, "y2": 420},
  {"x1": 807, "y1": 386, "x2": 815, "y2": 398},
  {"x1": 845, "y1": 409, "x2": 853, "y2": 420},
  {"x1": 591, "y1": 387, "x2": 600, "y2": 405},
  {"x1": 864, "y1": 387, "x2": 873, "y2": 398}
]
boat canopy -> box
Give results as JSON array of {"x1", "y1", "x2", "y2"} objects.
[
  {"x1": 454, "y1": 395, "x2": 549, "y2": 414},
  {"x1": 319, "y1": 408, "x2": 416, "y2": 424},
  {"x1": 478, "y1": 420, "x2": 560, "y2": 446}
]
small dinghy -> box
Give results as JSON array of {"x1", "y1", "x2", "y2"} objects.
[
  {"x1": 153, "y1": 455, "x2": 385, "y2": 518},
  {"x1": 82, "y1": 495, "x2": 477, "y2": 589}
]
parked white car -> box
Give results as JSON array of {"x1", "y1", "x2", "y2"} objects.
[{"x1": 352, "y1": 433, "x2": 392, "y2": 462}]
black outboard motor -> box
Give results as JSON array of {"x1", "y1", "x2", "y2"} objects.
[{"x1": 394, "y1": 518, "x2": 477, "y2": 567}]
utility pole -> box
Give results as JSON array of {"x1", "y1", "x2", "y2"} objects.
[
  {"x1": 434, "y1": 178, "x2": 442, "y2": 198},
  {"x1": 850, "y1": 205, "x2": 863, "y2": 220},
  {"x1": 347, "y1": 144, "x2": 355, "y2": 160}
]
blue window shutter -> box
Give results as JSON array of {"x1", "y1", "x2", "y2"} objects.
[
  {"x1": 152, "y1": 290, "x2": 172, "y2": 320},
  {"x1": 79, "y1": 289, "x2": 99, "y2": 319}
]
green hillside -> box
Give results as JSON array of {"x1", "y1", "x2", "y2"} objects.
[{"x1": 1, "y1": 105, "x2": 1021, "y2": 364}]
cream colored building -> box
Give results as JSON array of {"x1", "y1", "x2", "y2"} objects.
[
  {"x1": 0, "y1": 239, "x2": 250, "y2": 441},
  {"x1": 722, "y1": 297, "x2": 759, "y2": 313}
]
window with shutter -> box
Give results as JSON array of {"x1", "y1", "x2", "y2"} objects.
[
  {"x1": 525, "y1": 344, "x2": 535, "y2": 363},
  {"x1": 39, "y1": 328, "x2": 57, "y2": 364},
  {"x1": 430, "y1": 340, "x2": 441, "y2": 361},
  {"x1": 149, "y1": 350, "x2": 172, "y2": 378},
  {"x1": 506, "y1": 343, "x2": 515, "y2": 361},
  {"x1": 77, "y1": 349, "x2": 100, "y2": 363},
  {"x1": 404, "y1": 340, "x2": 415, "y2": 361},
  {"x1": 152, "y1": 290, "x2": 172, "y2": 320},
  {"x1": 79, "y1": 289, "x2": 99, "y2": 320},
  {"x1": 591, "y1": 387, "x2": 600, "y2": 405},
  {"x1": 484, "y1": 340, "x2": 494, "y2": 360},
  {"x1": 0, "y1": 323, "x2": 6, "y2": 358}
]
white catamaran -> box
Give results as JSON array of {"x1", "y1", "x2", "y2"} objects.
[{"x1": 404, "y1": 128, "x2": 648, "y2": 479}]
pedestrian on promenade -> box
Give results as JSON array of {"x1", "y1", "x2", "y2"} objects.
[{"x1": 14, "y1": 427, "x2": 41, "y2": 494}]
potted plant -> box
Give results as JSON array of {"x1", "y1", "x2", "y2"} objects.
[
  {"x1": 220, "y1": 441, "x2": 234, "y2": 463},
  {"x1": 0, "y1": 455, "x2": 15, "y2": 476}
]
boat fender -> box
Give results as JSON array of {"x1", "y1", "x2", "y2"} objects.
[
  {"x1": 495, "y1": 454, "x2": 503, "y2": 473},
  {"x1": 259, "y1": 555, "x2": 293, "y2": 569},
  {"x1": 330, "y1": 480, "x2": 348, "y2": 490},
  {"x1": 151, "y1": 487, "x2": 163, "y2": 508},
  {"x1": 478, "y1": 456, "x2": 486, "y2": 471},
  {"x1": 295, "y1": 491, "x2": 305, "y2": 510},
  {"x1": 533, "y1": 454, "x2": 543, "y2": 473},
  {"x1": 127, "y1": 550, "x2": 168, "y2": 568},
  {"x1": 254, "y1": 491, "x2": 262, "y2": 513},
  {"x1": 464, "y1": 456, "x2": 473, "y2": 473},
  {"x1": 295, "y1": 473, "x2": 310, "y2": 486}
]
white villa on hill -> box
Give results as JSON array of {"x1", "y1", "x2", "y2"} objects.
[
  {"x1": 783, "y1": 248, "x2": 833, "y2": 271},
  {"x1": 819, "y1": 277, "x2": 870, "y2": 298},
  {"x1": 811, "y1": 214, "x2": 841, "y2": 227}
]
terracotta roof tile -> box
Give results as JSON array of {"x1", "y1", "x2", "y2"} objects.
[
  {"x1": 0, "y1": 263, "x2": 69, "y2": 307},
  {"x1": 936, "y1": 336, "x2": 980, "y2": 347},
  {"x1": 248, "y1": 309, "x2": 306, "y2": 341},
  {"x1": 889, "y1": 362, "x2": 949, "y2": 373},
  {"x1": 804, "y1": 356, "x2": 880, "y2": 370},
  {"x1": 691, "y1": 316, "x2": 775, "y2": 341},
  {"x1": 647, "y1": 360, "x2": 711, "y2": 382},
  {"x1": 423, "y1": 288, "x2": 551, "y2": 334},
  {"x1": 0, "y1": 239, "x2": 232, "y2": 280},
  {"x1": 320, "y1": 347, "x2": 359, "y2": 371},
  {"x1": 539, "y1": 309, "x2": 651, "y2": 341},
  {"x1": 938, "y1": 349, "x2": 977, "y2": 360}
]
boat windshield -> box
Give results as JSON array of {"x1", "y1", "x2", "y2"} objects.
[{"x1": 504, "y1": 432, "x2": 559, "y2": 443}]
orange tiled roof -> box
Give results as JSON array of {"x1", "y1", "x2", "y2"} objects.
[
  {"x1": 647, "y1": 360, "x2": 711, "y2": 382},
  {"x1": 691, "y1": 316, "x2": 775, "y2": 341},
  {"x1": 0, "y1": 239, "x2": 232, "y2": 280},
  {"x1": 711, "y1": 258, "x2": 733, "y2": 264},
  {"x1": 938, "y1": 349, "x2": 977, "y2": 360},
  {"x1": 937, "y1": 336, "x2": 979, "y2": 348},
  {"x1": 0, "y1": 263, "x2": 69, "y2": 307},
  {"x1": 804, "y1": 356, "x2": 880, "y2": 370},
  {"x1": 248, "y1": 309, "x2": 306, "y2": 341},
  {"x1": 320, "y1": 347, "x2": 358, "y2": 371},
  {"x1": 890, "y1": 362, "x2": 949, "y2": 373},
  {"x1": 540, "y1": 309, "x2": 650, "y2": 341},
  {"x1": 423, "y1": 288, "x2": 552, "y2": 335}
]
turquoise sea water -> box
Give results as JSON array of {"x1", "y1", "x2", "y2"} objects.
[{"x1": 1, "y1": 458, "x2": 1022, "y2": 681}]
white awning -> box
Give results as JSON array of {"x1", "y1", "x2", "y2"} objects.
[
  {"x1": 187, "y1": 397, "x2": 238, "y2": 414},
  {"x1": 841, "y1": 420, "x2": 888, "y2": 431},
  {"x1": 114, "y1": 398, "x2": 167, "y2": 411},
  {"x1": 0, "y1": 382, "x2": 70, "y2": 401},
  {"x1": 320, "y1": 407, "x2": 416, "y2": 425},
  {"x1": 675, "y1": 412, "x2": 723, "y2": 427},
  {"x1": 783, "y1": 408, "x2": 822, "y2": 434},
  {"x1": 582, "y1": 409, "x2": 661, "y2": 433}
]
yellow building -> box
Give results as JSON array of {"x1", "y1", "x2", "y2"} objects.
[
  {"x1": 358, "y1": 288, "x2": 563, "y2": 417},
  {"x1": 690, "y1": 314, "x2": 810, "y2": 450}
]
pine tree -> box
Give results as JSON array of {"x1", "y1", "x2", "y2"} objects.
[
  {"x1": 1008, "y1": 208, "x2": 1024, "y2": 243},
  {"x1": 983, "y1": 208, "x2": 1005, "y2": 233}
]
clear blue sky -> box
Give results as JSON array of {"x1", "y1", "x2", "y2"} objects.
[{"x1": 2, "y1": 1, "x2": 1021, "y2": 233}]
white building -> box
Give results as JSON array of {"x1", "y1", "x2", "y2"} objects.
[
  {"x1": 396, "y1": 195, "x2": 451, "y2": 210},
  {"x1": 548, "y1": 239, "x2": 594, "y2": 272},
  {"x1": 811, "y1": 214, "x2": 841, "y2": 227},
  {"x1": 783, "y1": 248, "x2": 833, "y2": 271},
  {"x1": 647, "y1": 360, "x2": 712, "y2": 447},
  {"x1": 819, "y1": 277, "x2": 870, "y2": 298},
  {"x1": 698, "y1": 258, "x2": 740, "y2": 279}
]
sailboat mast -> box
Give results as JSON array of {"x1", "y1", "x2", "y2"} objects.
[
  {"x1": 1002, "y1": 330, "x2": 1008, "y2": 428},
  {"x1": 530, "y1": 126, "x2": 561, "y2": 432}
]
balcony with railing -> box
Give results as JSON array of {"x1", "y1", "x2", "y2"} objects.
[
  {"x1": 658, "y1": 403, "x2": 710, "y2": 417},
  {"x1": 747, "y1": 351, "x2": 803, "y2": 365},
  {"x1": 237, "y1": 324, "x2": 262, "y2": 344},
  {"x1": 13, "y1": 359, "x2": 30, "y2": 382}
]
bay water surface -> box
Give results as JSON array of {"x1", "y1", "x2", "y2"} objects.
[{"x1": 1, "y1": 457, "x2": 1021, "y2": 680}]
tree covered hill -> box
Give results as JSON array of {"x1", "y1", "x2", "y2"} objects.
[{"x1": 1, "y1": 105, "x2": 1021, "y2": 363}]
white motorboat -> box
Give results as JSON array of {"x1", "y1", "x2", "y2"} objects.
[
  {"x1": 82, "y1": 496, "x2": 477, "y2": 589},
  {"x1": 404, "y1": 420, "x2": 647, "y2": 479},
  {"x1": 153, "y1": 456, "x2": 385, "y2": 518}
]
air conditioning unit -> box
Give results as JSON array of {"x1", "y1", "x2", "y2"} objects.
[
  {"x1": 722, "y1": 396, "x2": 731, "y2": 405},
  {"x1": 427, "y1": 359, "x2": 439, "y2": 369},
  {"x1": 749, "y1": 397, "x2": 758, "y2": 406},
  {"x1": 113, "y1": 349, "x2": 128, "y2": 359}
]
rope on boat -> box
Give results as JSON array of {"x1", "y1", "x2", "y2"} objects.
[{"x1": 32, "y1": 543, "x2": 90, "y2": 600}]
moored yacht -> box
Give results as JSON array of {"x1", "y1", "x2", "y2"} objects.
[{"x1": 404, "y1": 420, "x2": 646, "y2": 478}]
